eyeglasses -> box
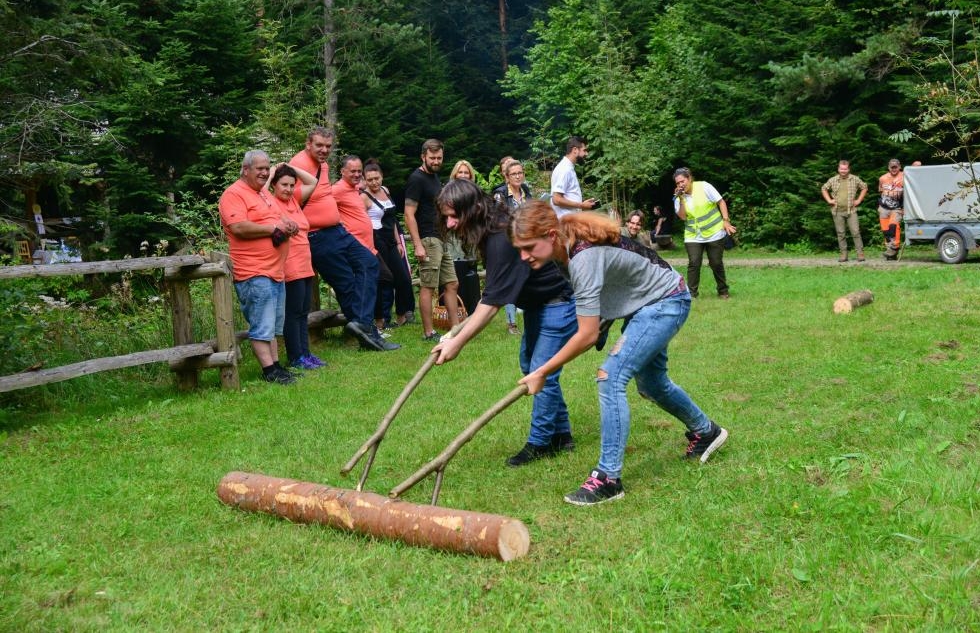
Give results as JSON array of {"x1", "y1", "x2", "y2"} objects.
[{"x1": 508, "y1": 171, "x2": 524, "y2": 177}]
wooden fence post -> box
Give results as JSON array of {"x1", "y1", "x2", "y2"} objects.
[
  {"x1": 209, "y1": 251, "x2": 240, "y2": 390},
  {"x1": 168, "y1": 278, "x2": 198, "y2": 391}
]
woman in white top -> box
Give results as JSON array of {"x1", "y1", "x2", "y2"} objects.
[{"x1": 361, "y1": 161, "x2": 415, "y2": 329}]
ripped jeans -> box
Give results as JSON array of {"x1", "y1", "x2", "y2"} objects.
[{"x1": 596, "y1": 291, "x2": 711, "y2": 479}]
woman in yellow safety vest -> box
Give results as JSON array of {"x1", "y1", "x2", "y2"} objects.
[{"x1": 672, "y1": 167, "x2": 737, "y2": 299}]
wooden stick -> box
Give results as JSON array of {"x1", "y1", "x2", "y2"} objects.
[
  {"x1": 389, "y1": 384, "x2": 528, "y2": 501},
  {"x1": 340, "y1": 319, "x2": 470, "y2": 487},
  {"x1": 833, "y1": 289, "x2": 874, "y2": 314},
  {"x1": 217, "y1": 471, "x2": 530, "y2": 561}
]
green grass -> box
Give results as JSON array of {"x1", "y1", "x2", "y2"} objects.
[{"x1": 2, "y1": 264, "x2": 979, "y2": 630}]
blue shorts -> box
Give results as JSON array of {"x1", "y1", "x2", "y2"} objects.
[{"x1": 234, "y1": 276, "x2": 285, "y2": 341}]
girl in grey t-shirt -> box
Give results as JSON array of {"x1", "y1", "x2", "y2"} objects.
[{"x1": 510, "y1": 201, "x2": 729, "y2": 506}]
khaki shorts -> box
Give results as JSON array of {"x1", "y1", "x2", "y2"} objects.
[{"x1": 418, "y1": 236, "x2": 458, "y2": 289}]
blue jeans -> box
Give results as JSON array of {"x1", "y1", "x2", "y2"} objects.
[
  {"x1": 596, "y1": 291, "x2": 711, "y2": 479},
  {"x1": 234, "y1": 276, "x2": 285, "y2": 341},
  {"x1": 519, "y1": 299, "x2": 577, "y2": 446},
  {"x1": 505, "y1": 304, "x2": 518, "y2": 325},
  {"x1": 308, "y1": 225, "x2": 378, "y2": 330}
]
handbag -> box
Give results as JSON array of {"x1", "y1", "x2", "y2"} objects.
[{"x1": 432, "y1": 293, "x2": 468, "y2": 331}]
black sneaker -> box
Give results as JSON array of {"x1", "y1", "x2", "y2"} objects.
[
  {"x1": 506, "y1": 442, "x2": 551, "y2": 467},
  {"x1": 263, "y1": 366, "x2": 296, "y2": 385},
  {"x1": 422, "y1": 331, "x2": 441, "y2": 342},
  {"x1": 564, "y1": 470, "x2": 625, "y2": 506},
  {"x1": 549, "y1": 433, "x2": 575, "y2": 454},
  {"x1": 684, "y1": 422, "x2": 728, "y2": 463}
]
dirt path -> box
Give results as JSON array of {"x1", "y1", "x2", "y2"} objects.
[{"x1": 660, "y1": 254, "x2": 955, "y2": 269}]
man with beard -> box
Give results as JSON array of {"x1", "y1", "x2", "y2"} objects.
[
  {"x1": 403, "y1": 139, "x2": 461, "y2": 341},
  {"x1": 550, "y1": 136, "x2": 598, "y2": 218},
  {"x1": 290, "y1": 127, "x2": 390, "y2": 351}
]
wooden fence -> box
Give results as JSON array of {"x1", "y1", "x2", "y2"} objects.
[{"x1": 0, "y1": 252, "x2": 344, "y2": 394}]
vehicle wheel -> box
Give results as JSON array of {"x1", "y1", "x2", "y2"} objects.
[{"x1": 937, "y1": 230, "x2": 967, "y2": 264}]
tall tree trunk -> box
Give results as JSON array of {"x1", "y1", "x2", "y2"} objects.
[
  {"x1": 323, "y1": 0, "x2": 338, "y2": 134},
  {"x1": 498, "y1": 0, "x2": 508, "y2": 73}
]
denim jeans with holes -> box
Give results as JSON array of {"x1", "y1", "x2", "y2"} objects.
[
  {"x1": 596, "y1": 291, "x2": 711, "y2": 479},
  {"x1": 519, "y1": 299, "x2": 577, "y2": 447}
]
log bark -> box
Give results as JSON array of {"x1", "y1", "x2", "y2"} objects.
[
  {"x1": 833, "y1": 289, "x2": 874, "y2": 314},
  {"x1": 217, "y1": 472, "x2": 530, "y2": 561}
]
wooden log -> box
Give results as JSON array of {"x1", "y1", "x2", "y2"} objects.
[
  {"x1": 0, "y1": 342, "x2": 215, "y2": 393},
  {"x1": 168, "y1": 351, "x2": 236, "y2": 372},
  {"x1": 168, "y1": 279, "x2": 198, "y2": 391},
  {"x1": 164, "y1": 261, "x2": 229, "y2": 281},
  {"x1": 0, "y1": 255, "x2": 206, "y2": 279},
  {"x1": 833, "y1": 289, "x2": 874, "y2": 314},
  {"x1": 217, "y1": 471, "x2": 530, "y2": 561}
]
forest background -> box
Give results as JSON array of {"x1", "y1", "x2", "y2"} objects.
[{"x1": 1, "y1": 0, "x2": 978, "y2": 259}]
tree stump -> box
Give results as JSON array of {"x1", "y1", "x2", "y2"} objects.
[
  {"x1": 833, "y1": 289, "x2": 874, "y2": 314},
  {"x1": 217, "y1": 471, "x2": 530, "y2": 561}
]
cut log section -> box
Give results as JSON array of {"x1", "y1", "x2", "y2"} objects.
[
  {"x1": 217, "y1": 471, "x2": 530, "y2": 561},
  {"x1": 833, "y1": 289, "x2": 874, "y2": 314}
]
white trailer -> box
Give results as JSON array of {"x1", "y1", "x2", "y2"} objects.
[{"x1": 904, "y1": 163, "x2": 980, "y2": 264}]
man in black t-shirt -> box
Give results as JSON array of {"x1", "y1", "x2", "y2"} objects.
[{"x1": 404, "y1": 139, "x2": 460, "y2": 340}]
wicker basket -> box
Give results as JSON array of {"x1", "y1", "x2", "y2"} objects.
[{"x1": 432, "y1": 297, "x2": 468, "y2": 331}]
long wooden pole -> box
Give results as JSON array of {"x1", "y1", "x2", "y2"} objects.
[
  {"x1": 217, "y1": 471, "x2": 530, "y2": 561},
  {"x1": 341, "y1": 320, "x2": 470, "y2": 489},
  {"x1": 390, "y1": 384, "x2": 528, "y2": 502}
]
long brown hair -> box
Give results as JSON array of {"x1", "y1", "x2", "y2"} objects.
[{"x1": 511, "y1": 201, "x2": 620, "y2": 262}]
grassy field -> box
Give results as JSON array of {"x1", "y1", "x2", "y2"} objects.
[{"x1": 2, "y1": 260, "x2": 978, "y2": 630}]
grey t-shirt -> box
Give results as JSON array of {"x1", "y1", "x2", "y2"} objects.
[{"x1": 569, "y1": 246, "x2": 682, "y2": 319}]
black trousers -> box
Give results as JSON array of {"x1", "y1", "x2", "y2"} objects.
[{"x1": 684, "y1": 239, "x2": 728, "y2": 297}]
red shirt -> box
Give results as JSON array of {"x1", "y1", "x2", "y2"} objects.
[
  {"x1": 218, "y1": 179, "x2": 288, "y2": 282},
  {"x1": 334, "y1": 178, "x2": 376, "y2": 254},
  {"x1": 289, "y1": 150, "x2": 341, "y2": 230}
]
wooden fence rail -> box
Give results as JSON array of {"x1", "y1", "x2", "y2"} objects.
[{"x1": 1, "y1": 252, "x2": 241, "y2": 393}]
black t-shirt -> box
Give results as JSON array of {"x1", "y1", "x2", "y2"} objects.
[
  {"x1": 481, "y1": 231, "x2": 572, "y2": 310},
  {"x1": 404, "y1": 168, "x2": 442, "y2": 238}
]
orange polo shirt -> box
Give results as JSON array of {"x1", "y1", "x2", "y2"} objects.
[
  {"x1": 289, "y1": 150, "x2": 341, "y2": 230},
  {"x1": 218, "y1": 179, "x2": 288, "y2": 282},
  {"x1": 274, "y1": 196, "x2": 314, "y2": 281},
  {"x1": 333, "y1": 178, "x2": 376, "y2": 254}
]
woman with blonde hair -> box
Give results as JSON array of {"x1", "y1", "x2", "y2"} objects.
[
  {"x1": 449, "y1": 159, "x2": 476, "y2": 182},
  {"x1": 511, "y1": 202, "x2": 727, "y2": 505}
]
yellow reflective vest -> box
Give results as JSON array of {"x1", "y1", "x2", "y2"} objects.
[{"x1": 681, "y1": 182, "x2": 723, "y2": 240}]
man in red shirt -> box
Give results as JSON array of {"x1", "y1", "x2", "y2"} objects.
[
  {"x1": 334, "y1": 154, "x2": 398, "y2": 350},
  {"x1": 219, "y1": 149, "x2": 299, "y2": 384},
  {"x1": 289, "y1": 127, "x2": 396, "y2": 352}
]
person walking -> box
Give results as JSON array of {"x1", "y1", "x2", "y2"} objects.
[
  {"x1": 673, "y1": 167, "x2": 736, "y2": 298},
  {"x1": 510, "y1": 201, "x2": 728, "y2": 505}
]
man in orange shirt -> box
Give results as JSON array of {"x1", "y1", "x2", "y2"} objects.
[
  {"x1": 219, "y1": 149, "x2": 299, "y2": 384},
  {"x1": 334, "y1": 154, "x2": 398, "y2": 350},
  {"x1": 877, "y1": 158, "x2": 904, "y2": 260},
  {"x1": 289, "y1": 127, "x2": 395, "y2": 352}
]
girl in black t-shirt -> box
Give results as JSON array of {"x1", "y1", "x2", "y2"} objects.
[{"x1": 431, "y1": 179, "x2": 579, "y2": 468}]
